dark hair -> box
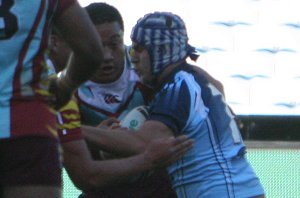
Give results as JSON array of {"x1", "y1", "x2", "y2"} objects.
[{"x1": 85, "y1": 3, "x2": 124, "y2": 31}]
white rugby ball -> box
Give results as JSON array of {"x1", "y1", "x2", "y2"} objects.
[{"x1": 120, "y1": 105, "x2": 149, "y2": 131}]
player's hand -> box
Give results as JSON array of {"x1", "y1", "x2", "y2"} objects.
[
  {"x1": 143, "y1": 135, "x2": 193, "y2": 168},
  {"x1": 97, "y1": 117, "x2": 120, "y2": 129},
  {"x1": 48, "y1": 76, "x2": 74, "y2": 110}
]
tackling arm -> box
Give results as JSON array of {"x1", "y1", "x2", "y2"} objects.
[
  {"x1": 82, "y1": 120, "x2": 175, "y2": 156},
  {"x1": 54, "y1": 1, "x2": 103, "y2": 86},
  {"x1": 62, "y1": 135, "x2": 192, "y2": 191},
  {"x1": 50, "y1": 2, "x2": 104, "y2": 110}
]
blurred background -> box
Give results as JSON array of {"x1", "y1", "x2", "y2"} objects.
[{"x1": 62, "y1": 0, "x2": 300, "y2": 197}]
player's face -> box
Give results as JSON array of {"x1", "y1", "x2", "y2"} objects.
[
  {"x1": 130, "y1": 42, "x2": 154, "y2": 86},
  {"x1": 90, "y1": 22, "x2": 125, "y2": 83}
]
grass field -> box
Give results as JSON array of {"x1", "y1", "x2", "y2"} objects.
[{"x1": 63, "y1": 149, "x2": 300, "y2": 198}]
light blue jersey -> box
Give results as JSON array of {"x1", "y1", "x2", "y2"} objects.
[
  {"x1": 0, "y1": 1, "x2": 51, "y2": 103},
  {"x1": 149, "y1": 63, "x2": 265, "y2": 198},
  {"x1": 0, "y1": 0, "x2": 74, "y2": 139}
]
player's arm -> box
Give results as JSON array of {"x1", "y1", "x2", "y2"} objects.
[
  {"x1": 82, "y1": 80, "x2": 191, "y2": 157},
  {"x1": 50, "y1": 1, "x2": 104, "y2": 110},
  {"x1": 82, "y1": 120, "x2": 175, "y2": 156},
  {"x1": 56, "y1": 97, "x2": 191, "y2": 191},
  {"x1": 62, "y1": 135, "x2": 192, "y2": 190}
]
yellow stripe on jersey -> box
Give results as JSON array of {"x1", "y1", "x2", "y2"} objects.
[
  {"x1": 57, "y1": 99, "x2": 81, "y2": 131},
  {"x1": 60, "y1": 100, "x2": 80, "y2": 112},
  {"x1": 58, "y1": 121, "x2": 81, "y2": 130},
  {"x1": 35, "y1": 88, "x2": 50, "y2": 96}
]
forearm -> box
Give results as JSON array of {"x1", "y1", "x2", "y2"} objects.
[
  {"x1": 63, "y1": 52, "x2": 102, "y2": 88},
  {"x1": 54, "y1": 2, "x2": 103, "y2": 89},
  {"x1": 63, "y1": 140, "x2": 151, "y2": 191},
  {"x1": 81, "y1": 125, "x2": 146, "y2": 156},
  {"x1": 63, "y1": 134, "x2": 193, "y2": 191},
  {"x1": 84, "y1": 134, "x2": 193, "y2": 189},
  {"x1": 68, "y1": 155, "x2": 153, "y2": 190},
  {"x1": 86, "y1": 154, "x2": 153, "y2": 188}
]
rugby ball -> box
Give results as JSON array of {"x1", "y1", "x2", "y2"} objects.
[{"x1": 120, "y1": 105, "x2": 149, "y2": 131}]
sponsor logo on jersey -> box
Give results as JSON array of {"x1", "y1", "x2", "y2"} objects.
[{"x1": 104, "y1": 94, "x2": 121, "y2": 104}]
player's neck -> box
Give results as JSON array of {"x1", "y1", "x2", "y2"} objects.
[{"x1": 156, "y1": 60, "x2": 186, "y2": 85}]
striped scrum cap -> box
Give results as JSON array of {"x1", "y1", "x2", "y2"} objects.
[{"x1": 130, "y1": 11, "x2": 199, "y2": 76}]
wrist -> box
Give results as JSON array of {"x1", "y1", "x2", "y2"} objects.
[
  {"x1": 57, "y1": 70, "x2": 78, "y2": 92},
  {"x1": 140, "y1": 152, "x2": 157, "y2": 170}
]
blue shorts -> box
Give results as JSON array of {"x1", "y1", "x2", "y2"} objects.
[{"x1": 0, "y1": 136, "x2": 62, "y2": 187}]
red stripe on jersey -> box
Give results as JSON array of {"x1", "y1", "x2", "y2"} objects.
[
  {"x1": 31, "y1": 2, "x2": 52, "y2": 92},
  {"x1": 30, "y1": 0, "x2": 76, "y2": 92},
  {"x1": 12, "y1": 1, "x2": 46, "y2": 99},
  {"x1": 58, "y1": 108, "x2": 81, "y2": 126},
  {"x1": 56, "y1": 107, "x2": 83, "y2": 143},
  {"x1": 59, "y1": 128, "x2": 83, "y2": 143},
  {"x1": 10, "y1": 1, "x2": 57, "y2": 138}
]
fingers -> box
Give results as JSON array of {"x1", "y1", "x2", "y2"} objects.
[
  {"x1": 172, "y1": 135, "x2": 194, "y2": 153},
  {"x1": 172, "y1": 135, "x2": 190, "y2": 144},
  {"x1": 143, "y1": 135, "x2": 193, "y2": 169},
  {"x1": 168, "y1": 141, "x2": 193, "y2": 162},
  {"x1": 163, "y1": 135, "x2": 193, "y2": 163},
  {"x1": 97, "y1": 117, "x2": 120, "y2": 128},
  {"x1": 163, "y1": 135, "x2": 193, "y2": 152}
]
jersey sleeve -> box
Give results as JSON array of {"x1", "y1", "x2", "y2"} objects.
[
  {"x1": 149, "y1": 79, "x2": 191, "y2": 134},
  {"x1": 57, "y1": 99, "x2": 83, "y2": 143}
]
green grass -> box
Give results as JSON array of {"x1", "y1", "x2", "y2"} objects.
[
  {"x1": 247, "y1": 149, "x2": 300, "y2": 198},
  {"x1": 63, "y1": 169, "x2": 81, "y2": 198},
  {"x1": 63, "y1": 149, "x2": 300, "y2": 198}
]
